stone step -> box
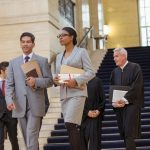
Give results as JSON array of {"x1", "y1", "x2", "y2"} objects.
[
  {"x1": 48, "y1": 107, "x2": 61, "y2": 113},
  {"x1": 39, "y1": 130, "x2": 51, "y2": 138},
  {"x1": 44, "y1": 112, "x2": 61, "y2": 119},
  {"x1": 42, "y1": 118, "x2": 58, "y2": 124},
  {"x1": 5, "y1": 137, "x2": 48, "y2": 150},
  {"x1": 49, "y1": 102, "x2": 61, "y2": 107},
  {"x1": 4, "y1": 138, "x2": 26, "y2": 150},
  {"x1": 40, "y1": 124, "x2": 54, "y2": 131}
]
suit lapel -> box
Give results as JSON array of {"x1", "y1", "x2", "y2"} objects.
[
  {"x1": 30, "y1": 53, "x2": 38, "y2": 60},
  {"x1": 18, "y1": 56, "x2": 24, "y2": 65},
  {"x1": 65, "y1": 46, "x2": 79, "y2": 65}
]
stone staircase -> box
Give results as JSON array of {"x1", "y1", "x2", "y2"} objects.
[
  {"x1": 43, "y1": 46, "x2": 150, "y2": 150},
  {"x1": 89, "y1": 49, "x2": 107, "y2": 73}
]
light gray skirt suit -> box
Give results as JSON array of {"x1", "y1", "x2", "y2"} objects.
[{"x1": 55, "y1": 46, "x2": 95, "y2": 125}]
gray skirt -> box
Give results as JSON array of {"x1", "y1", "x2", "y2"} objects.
[{"x1": 61, "y1": 96, "x2": 86, "y2": 125}]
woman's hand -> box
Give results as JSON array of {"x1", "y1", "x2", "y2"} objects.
[
  {"x1": 88, "y1": 110, "x2": 100, "y2": 118},
  {"x1": 64, "y1": 78, "x2": 77, "y2": 88}
]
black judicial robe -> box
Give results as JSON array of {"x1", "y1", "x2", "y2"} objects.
[
  {"x1": 81, "y1": 77, "x2": 105, "y2": 150},
  {"x1": 110, "y1": 62, "x2": 144, "y2": 138}
]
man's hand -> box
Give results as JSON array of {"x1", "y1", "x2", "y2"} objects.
[
  {"x1": 26, "y1": 77, "x2": 36, "y2": 87},
  {"x1": 7, "y1": 102, "x2": 16, "y2": 111},
  {"x1": 112, "y1": 99, "x2": 126, "y2": 108}
]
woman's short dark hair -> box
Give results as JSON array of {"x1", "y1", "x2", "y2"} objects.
[
  {"x1": 62, "y1": 27, "x2": 77, "y2": 45},
  {"x1": 0, "y1": 61, "x2": 9, "y2": 72},
  {"x1": 20, "y1": 32, "x2": 35, "y2": 43}
]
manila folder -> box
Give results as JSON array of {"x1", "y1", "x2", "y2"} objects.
[
  {"x1": 21, "y1": 60, "x2": 42, "y2": 78},
  {"x1": 60, "y1": 64, "x2": 85, "y2": 74},
  {"x1": 60, "y1": 64, "x2": 85, "y2": 90}
]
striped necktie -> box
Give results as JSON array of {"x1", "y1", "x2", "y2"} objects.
[{"x1": 1, "y1": 80, "x2": 5, "y2": 97}]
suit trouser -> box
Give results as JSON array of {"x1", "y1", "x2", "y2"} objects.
[
  {"x1": 0, "y1": 113, "x2": 19, "y2": 150},
  {"x1": 18, "y1": 108, "x2": 42, "y2": 150}
]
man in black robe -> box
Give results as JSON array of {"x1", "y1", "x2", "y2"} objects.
[
  {"x1": 110, "y1": 48, "x2": 144, "y2": 150},
  {"x1": 81, "y1": 77, "x2": 105, "y2": 150}
]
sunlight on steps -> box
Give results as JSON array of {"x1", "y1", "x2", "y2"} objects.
[{"x1": 90, "y1": 49, "x2": 107, "y2": 73}]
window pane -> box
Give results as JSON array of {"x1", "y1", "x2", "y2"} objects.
[
  {"x1": 139, "y1": 0, "x2": 150, "y2": 46},
  {"x1": 139, "y1": 0, "x2": 145, "y2": 7},
  {"x1": 98, "y1": 3, "x2": 103, "y2": 33},
  {"x1": 140, "y1": 16, "x2": 146, "y2": 26},
  {"x1": 147, "y1": 27, "x2": 150, "y2": 37},
  {"x1": 141, "y1": 27, "x2": 147, "y2": 46},
  {"x1": 82, "y1": 4, "x2": 90, "y2": 28},
  {"x1": 145, "y1": 8, "x2": 150, "y2": 15},
  {"x1": 139, "y1": 8, "x2": 145, "y2": 16},
  {"x1": 147, "y1": 38, "x2": 150, "y2": 46},
  {"x1": 145, "y1": 0, "x2": 150, "y2": 7},
  {"x1": 146, "y1": 16, "x2": 150, "y2": 26}
]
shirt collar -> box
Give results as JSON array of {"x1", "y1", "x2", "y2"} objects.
[
  {"x1": 23, "y1": 52, "x2": 33, "y2": 62},
  {"x1": 120, "y1": 61, "x2": 128, "y2": 70},
  {"x1": 0, "y1": 78, "x2": 5, "y2": 81}
]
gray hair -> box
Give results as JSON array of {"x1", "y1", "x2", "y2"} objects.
[{"x1": 113, "y1": 48, "x2": 128, "y2": 58}]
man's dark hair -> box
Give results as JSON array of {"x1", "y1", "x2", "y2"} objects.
[
  {"x1": 20, "y1": 32, "x2": 35, "y2": 43},
  {"x1": 0, "y1": 61, "x2": 9, "y2": 73}
]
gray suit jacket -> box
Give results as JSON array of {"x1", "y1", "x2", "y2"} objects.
[
  {"x1": 56, "y1": 46, "x2": 95, "y2": 99},
  {"x1": 5, "y1": 53, "x2": 53, "y2": 118}
]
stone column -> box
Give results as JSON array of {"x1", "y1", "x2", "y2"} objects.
[
  {"x1": 88, "y1": 0, "x2": 99, "y2": 37},
  {"x1": 75, "y1": 0, "x2": 84, "y2": 43},
  {"x1": 88, "y1": 0, "x2": 101, "y2": 49}
]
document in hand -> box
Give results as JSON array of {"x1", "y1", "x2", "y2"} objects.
[
  {"x1": 21, "y1": 60, "x2": 42, "y2": 78},
  {"x1": 109, "y1": 85, "x2": 130, "y2": 102},
  {"x1": 60, "y1": 64, "x2": 85, "y2": 74},
  {"x1": 59, "y1": 64, "x2": 85, "y2": 90}
]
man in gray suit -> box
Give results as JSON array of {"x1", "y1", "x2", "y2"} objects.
[{"x1": 5, "y1": 32, "x2": 53, "y2": 150}]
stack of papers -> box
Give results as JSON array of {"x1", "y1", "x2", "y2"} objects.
[
  {"x1": 109, "y1": 85, "x2": 130, "y2": 102},
  {"x1": 58, "y1": 74, "x2": 81, "y2": 84},
  {"x1": 59, "y1": 65, "x2": 85, "y2": 90}
]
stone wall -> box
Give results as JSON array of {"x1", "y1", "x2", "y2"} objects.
[
  {"x1": 102, "y1": 0, "x2": 140, "y2": 48},
  {"x1": 0, "y1": 0, "x2": 73, "y2": 62}
]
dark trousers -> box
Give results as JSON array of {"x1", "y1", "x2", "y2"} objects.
[
  {"x1": 65, "y1": 122, "x2": 81, "y2": 150},
  {"x1": 124, "y1": 137, "x2": 136, "y2": 150},
  {"x1": 80, "y1": 118, "x2": 102, "y2": 150},
  {"x1": 0, "y1": 113, "x2": 19, "y2": 150}
]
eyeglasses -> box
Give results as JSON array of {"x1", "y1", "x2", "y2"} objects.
[{"x1": 57, "y1": 34, "x2": 70, "y2": 38}]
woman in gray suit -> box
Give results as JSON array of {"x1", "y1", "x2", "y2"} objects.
[{"x1": 54, "y1": 27, "x2": 95, "y2": 150}]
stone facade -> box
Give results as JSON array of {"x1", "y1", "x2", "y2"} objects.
[
  {"x1": 102, "y1": 0, "x2": 140, "y2": 48},
  {"x1": 0, "y1": 0, "x2": 73, "y2": 62},
  {"x1": 0, "y1": 0, "x2": 141, "y2": 58}
]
